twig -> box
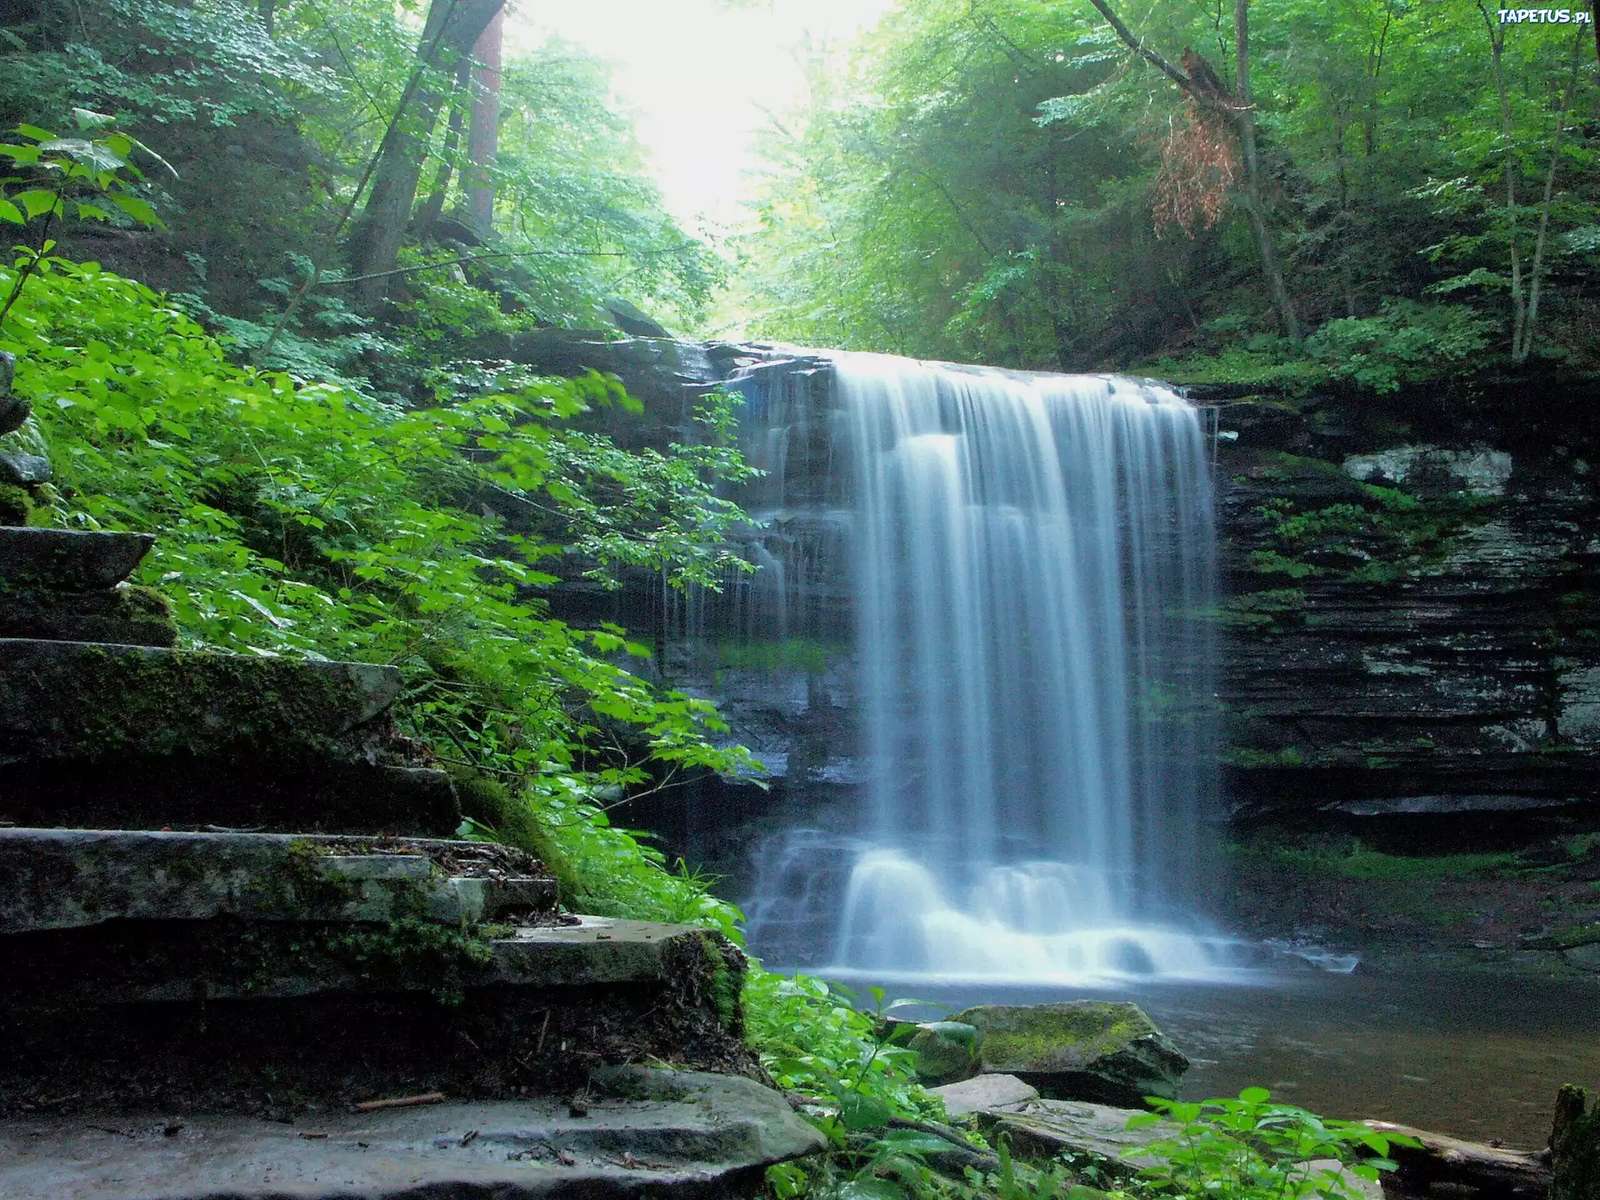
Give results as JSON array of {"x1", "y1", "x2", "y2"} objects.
[{"x1": 353, "y1": 1091, "x2": 447, "y2": 1112}]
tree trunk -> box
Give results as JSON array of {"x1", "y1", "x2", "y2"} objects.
[
  {"x1": 258, "y1": 0, "x2": 275, "y2": 36},
  {"x1": 1084, "y1": 0, "x2": 1301, "y2": 340},
  {"x1": 346, "y1": 0, "x2": 505, "y2": 309},
  {"x1": 1478, "y1": 2, "x2": 1526, "y2": 356},
  {"x1": 1517, "y1": 25, "x2": 1584, "y2": 362},
  {"x1": 1551, "y1": 1085, "x2": 1600, "y2": 1200},
  {"x1": 465, "y1": 6, "x2": 503, "y2": 235},
  {"x1": 418, "y1": 61, "x2": 471, "y2": 232},
  {"x1": 1233, "y1": 0, "x2": 1301, "y2": 340}
]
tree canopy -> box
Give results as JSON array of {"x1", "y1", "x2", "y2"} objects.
[{"x1": 732, "y1": 0, "x2": 1600, "y2": 387}]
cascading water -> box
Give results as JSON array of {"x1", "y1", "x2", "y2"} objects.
[{"x1": 719, "y1": 350, "x2": 1237, "y2": 983}]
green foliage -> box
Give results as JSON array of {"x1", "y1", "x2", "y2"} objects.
[
  {"x1": 1302, "y1": 302, "x2": 1494, "y2": 394},
  {"x1": 1230, "y1": 838, "x2": 1520, "y2": 882},
  {"x1": 1130, "y1": 1088, "x2": 1417, "y2": 1200},
  {"x1": 735, "y1": 0, "x2": 1600, "y2": 378},
  {"x1": 0, "y1": 255, "x2": 759, "y2": 878},
  {"x1": 1, "y1": 112, "x2": 166, "y2": 325}
]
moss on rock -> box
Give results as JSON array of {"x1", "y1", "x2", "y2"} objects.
[{"x1": 951, "y1": 1001, "x2": 1188, "y2": 1107}]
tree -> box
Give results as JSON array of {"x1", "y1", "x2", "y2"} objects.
[
  {"x1": 1085, "y1": 0, "x2": 1301, "y2": 339},
  {"x1": 345, "y1": 0, "x2": 505, "y2": 308},
  {"x1": 465, "y1": 6, "x2": 503, "y2": 234}
]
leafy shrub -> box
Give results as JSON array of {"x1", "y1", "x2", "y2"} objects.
[
  {"x1": 0, "y1": 255, "x2": 761, "y2": 893},
  {"x1": 1131, "y1": 1088, "x2": 1417, "y2": 1200},
  {"x1": 1304, "y1": 301, "x2": 1492, "y2": 394}
]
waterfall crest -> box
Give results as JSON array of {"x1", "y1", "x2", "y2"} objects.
[{"x1": 731, "y1": 351, "x2": 1230, "y2": 983}]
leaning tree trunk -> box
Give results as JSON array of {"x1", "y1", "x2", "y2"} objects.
[
  {"x1": 1233, "y1": 0, "x2": 1300, "y2": 340},
  {"x1": 346, "y1": 0, "x2": 504, "y2": 309},
  {"x1": 1084, "y1": 0, "x2": 1301, "y2": 340},
  {"x1": 464, "y1": 6, "x2": 504, "y2": 235}
]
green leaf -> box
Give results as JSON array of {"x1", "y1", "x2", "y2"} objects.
[
  {"x1": 14, "y1": 124, "x2": 54, "y2": 143},
  {"x1": 0, "y1": 198, "x2": 22, "y2": 225},
  {"x1": 39, "y1": 138, "x2": 127, "y2": 173},
  {"x1": 839, "y1": 1091, "x2": 893, "y2": 1131},
  {"x1": 70, "y1": 108, "x2": 116, "y2": 131},
  {"x1": 107, "y1": 193, "x2": 162, "y2": 228},
  {"x1": 11, "y1": 189, "x2": 60, "y2": 219},
  {"x1": 1238, "y1": 1086, "x2": 1272, "y2": 1104}
]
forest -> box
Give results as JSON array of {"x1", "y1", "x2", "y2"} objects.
[{"x1": 1, "y1": 1, "x2": 1599, "y2": 1199}]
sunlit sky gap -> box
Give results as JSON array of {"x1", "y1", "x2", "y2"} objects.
[{"x1": 511, "y1": 0, "x2": 897, "y2": 233}]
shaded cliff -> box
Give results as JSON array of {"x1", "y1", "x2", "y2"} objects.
[{"x1": 1211, "y1": 373, "x2": 1600, "y2": 830}]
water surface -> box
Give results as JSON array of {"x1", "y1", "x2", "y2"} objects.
[{"x1": 849, "y1": 968, "x2": 1600, "y2": 1147}]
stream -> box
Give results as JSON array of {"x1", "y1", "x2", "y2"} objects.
[{"x1": 830, "y1": 966, "x2": 1600, "y2": 1147}]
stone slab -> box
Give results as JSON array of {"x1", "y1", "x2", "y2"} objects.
[
  {"x1": 0, "y1": 828, "x2": 556, "y2": 934},
  {"x1": 0, "y1": 583, "x2": 177, "y2": 647},
  {"x1": 0, "y1": 527, "x2": 152, "y2": 590},
  {"x1": 1298, "y1": 1159, "x2": 1384, "y2": 1200},
  {"x1": 0, "y1": 639, "x2": 403, "y2": 770},
  {"x1": 989, "y1": 1098, "x2": 1178, "y2": 1174},
  {"x1": 2, "y1": 914, "x2": 705, "y2": 1006},
  {"x1": 0, "y1": 1067, "x2": 825, "y2": 1200},
  {"x1": 2, "y1": 761, "x2": 461, "y2": 835},
  {"x1": 931, "y1": 1074, "x2": 1039, "y2": 1118}
]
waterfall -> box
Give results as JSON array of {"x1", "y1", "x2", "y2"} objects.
[{"x1": 728, "y1": 350, "x2": 1231, "y2": 983}]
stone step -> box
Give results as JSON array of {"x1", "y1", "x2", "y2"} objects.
[
  {"x1": 2, "y1": 760, "x2": 460, "y2": 835},
  {"x1": 2, "y1": 918, "x2": 748, "y2": 1118},
  {"x1": 0, "y1": 581, "x2": 176, "y2": 646},
  {"x1": 0, "y1": 828, "x2": 557, "y2": 934},
  {"x1": 0, "y1": 526, "x2": 153, "y2": 591},
  {"x1": 0, "y1": 1066, "x2": 824, "y2": 1200},
  {"x1": 0, "y1": 638, "x2": 402, "y2": 766},
  {"x1": 4, "y1": 916, "x2": 708, "y2": 1006}
]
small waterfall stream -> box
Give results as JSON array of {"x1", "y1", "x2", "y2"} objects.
[{"x1": 717, "y1": 350, "x2": 1236, "y2": 982}]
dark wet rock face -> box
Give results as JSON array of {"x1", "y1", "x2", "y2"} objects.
[{"x1": 1212, "y1": 380, "x2": 1600, "y2": 823}]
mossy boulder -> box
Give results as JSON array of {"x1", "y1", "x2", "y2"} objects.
[
  {"x1": 908, "y1": 1020, "x2": 980, "y2": 1085},
  {"x1": 950, "y1": 1001, "x2": 1188, "y2": 1107}
]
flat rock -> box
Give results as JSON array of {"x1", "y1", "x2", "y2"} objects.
[
  {"x1": 0, "y1": 828, "x2": 556, "y2": 934},
  {"x1": 931, "y1": 1074, "x2": 1039, "y2": 1117},
  {"x1": 989, "y1": 1098, "x2": 1178, "y2": 1174},
  {"x1": 0, "y1": 1067, "x2": 825, "y2": 1200},
  {"x1": 0, "y1": 638, "x2": 403, "y2": 767},
  {"x1": 952, "y1": 1001, "x2": 1189, "y2": 1106},
  {"x1": 2, "y1": 761, "x2": 460, "y2": 835},
  {"x1": 3, "y1": 915, "x2": 711, "y2": 1006},
  {"x1": 0, "y1": 527, "x2": 151, "y2": 589}
]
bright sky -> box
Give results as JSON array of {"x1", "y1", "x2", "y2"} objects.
[{"x1": 508, "y1": 0, "x2": 896, "y2": 234}]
